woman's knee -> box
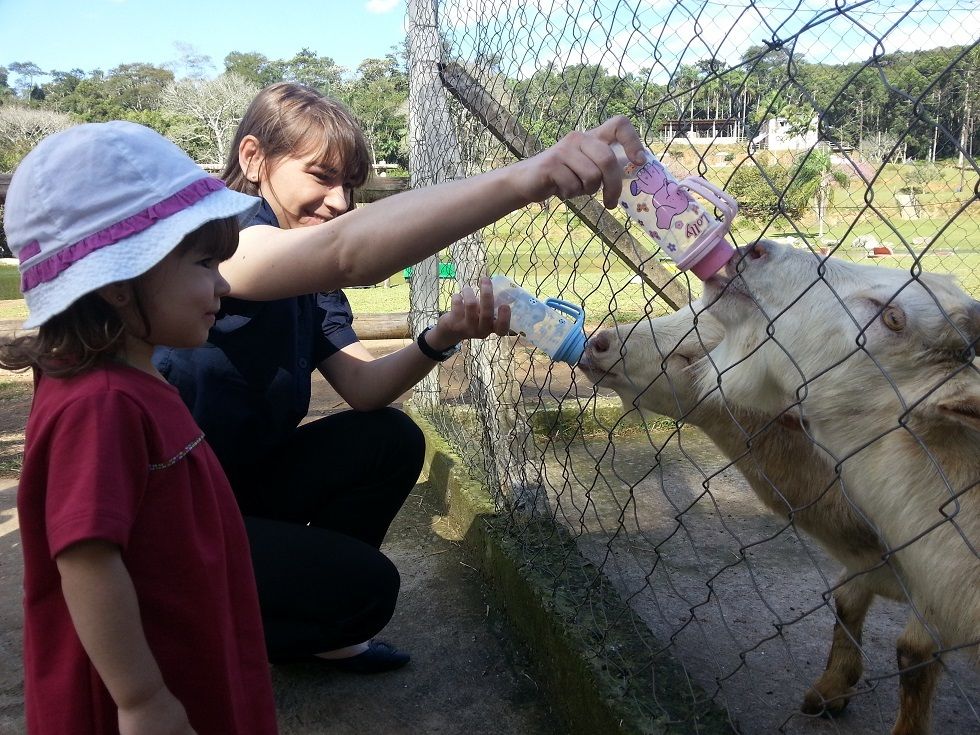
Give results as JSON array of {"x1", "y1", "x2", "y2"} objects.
[{"x1": 370, "y1": 407, "x2": 425, "y2": 460}]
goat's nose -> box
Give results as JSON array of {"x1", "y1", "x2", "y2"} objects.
[{"x1": 590, "y1": 331, "x2": 611, "y2": 353}]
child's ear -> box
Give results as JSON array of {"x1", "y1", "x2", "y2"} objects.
[
  {"x1": 97, "y1": 283, "x2": 132, "y2": 308},
  {"x1": 239, "y1": 135, "x2": 264, "y2": 184}
]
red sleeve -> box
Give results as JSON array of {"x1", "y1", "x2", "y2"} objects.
[{"x1": 44, "y1": 390, "x2": 150, "y2": 558}]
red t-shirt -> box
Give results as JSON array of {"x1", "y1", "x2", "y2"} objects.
[{"x1": 18, "y1": 363, "x2": 278, "y2": 734}]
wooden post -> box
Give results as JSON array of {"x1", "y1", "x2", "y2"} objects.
[{"x1": 438, "y1": 62, "x2": 691, "y2": 311}]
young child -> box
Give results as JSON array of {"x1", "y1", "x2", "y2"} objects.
[
  {"x1": 154, "y1": 82, "x2": 645, "y2": 672},
  {"x1": 0, "y1": 121, "x2": 278, "y2": 734}
]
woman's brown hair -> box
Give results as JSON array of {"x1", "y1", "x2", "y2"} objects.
[
  {"x1": 223, "y1": 82, "x2": 371, "y2": 196},
  {"x1": 0, "y1": 217, "x2": 239, "y2": 378}
]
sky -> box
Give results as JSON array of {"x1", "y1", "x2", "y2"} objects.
[
  {"x1": 1, "y1": 0, "x2": 976, "y2": 87},
  {"x1": 445, "y1": 0, "x2": 980, "y2": 80},
  {"x1": 0, "y1": 0, "x2": 407, "y2": 79}
]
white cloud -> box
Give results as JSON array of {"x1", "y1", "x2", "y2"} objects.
[
  {"x1": 438, "y1": 0, "x2": 976, "y2": 81},
  {"x1": 366, "y1": 0, "x2": 399, "y2": 14}
]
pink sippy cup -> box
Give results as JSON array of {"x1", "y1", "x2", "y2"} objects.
[{"x1": 612, "y1": 144, "x2": 737, "y2": 279}]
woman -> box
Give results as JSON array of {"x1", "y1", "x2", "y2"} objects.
[{"x1": 155, "y1": 82, "x2": 644, "y2": 672}]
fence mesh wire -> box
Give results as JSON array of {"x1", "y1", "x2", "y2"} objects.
[{"x1": 403, "y1": 1, "x2": 979, "y2": 731}]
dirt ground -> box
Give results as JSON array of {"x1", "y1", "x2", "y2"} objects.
[{"x1": 0, "y1": 329, "x2": 561, "y2": 735}]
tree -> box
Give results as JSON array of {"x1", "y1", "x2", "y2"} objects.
[
  {"x1": 105, "y1": 63, "x2": 174, "y2": 111},
  {"x1": 45, "y1": 72, "x2": 127, "y2": 121},
  {"x1": 224, "y1": 52, "x2": 283, "y2": 88},
  {"x1": 159, "y1": 73, "x2": 259, "y2": 163},
  {"x1": 0, "y1": 104, "x2": 75, "y2": 170},
  {"x1": 8, "y1": 61, "x2": 45, "y2": 99},
  {"x1": 0, "y1": 66, "x2": 12, "y2": 101},
  {"x1": 786, "y1": 149, "x2": 850, "y2": 237},
  {"x1": 281, "y1": 48, "x2": 344, "y2": 95},
  {"x1": 171, "y1": 42, "x2": 214, "y2": 80},
  {"x1": 345, "y1": 54, "x2": 408, "y2": 165},
  {"x1": 726, "y1": 160, "x2": 792, "y2": 218}
]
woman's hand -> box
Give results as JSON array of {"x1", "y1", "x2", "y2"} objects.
[
  {"x1": 508, "y1": 115, "x2": 646, "y2": 209},
  {"x1": 424, "y1": 276, "x2": 511, "y2": 350}
]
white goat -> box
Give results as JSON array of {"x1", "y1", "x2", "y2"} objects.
[
  {"x1": 698, "y1": 239, "x2": 979, "y2": 735},
  {"x1": 580, "y1": 305, "x2": 908, "y2": 722}
]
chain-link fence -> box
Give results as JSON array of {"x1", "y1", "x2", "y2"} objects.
[{"x1": 404, "y1": 1, "x2": 979, "y2": 732}]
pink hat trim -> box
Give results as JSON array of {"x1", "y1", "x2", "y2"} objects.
[{"x1": 21, "y1": 177, "x2": 226, "y2": 292}]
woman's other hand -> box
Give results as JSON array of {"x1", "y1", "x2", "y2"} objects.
[{"x1": 426, "y1": 276, "x2": 511, "y2": 350}]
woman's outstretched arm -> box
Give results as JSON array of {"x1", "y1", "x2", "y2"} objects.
[{"x1": 220, "y1": 116, "x2": 645, "y2": 300}]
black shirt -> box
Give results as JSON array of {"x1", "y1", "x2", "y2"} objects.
[{"x1": 153, "y1": 199, "x2": 359, "y2": 467}]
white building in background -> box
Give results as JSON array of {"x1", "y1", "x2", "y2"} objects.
[
  {"x1": 751, "y1": 116, "x2": 819, "y2": 151},
  {"x1": 658, "y1": 118, "x2": 743, "y2": 145}
]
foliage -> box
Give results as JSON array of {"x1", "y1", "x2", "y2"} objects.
[
  {"x1": 159, "y1": 74, "x2": 259, "y2": 164},
  {"x1": 340, "y1": 52, "x2": 409, "y2": 167},
  {"x1": 0, "y1": 65, "x2": 12, "y2": 100},
  {"x1": 1, "y1": 39, "x2": 976, "y2": 176},
  {"x1": 223, "y1": 52, "x2": 282, "y2": 89},
  {"x1": 281, "y1": 48, "x2": 344, "y2": 96},
  {"x1": 785, "y1": 149, "x2": 850, "y2": 234},
  {"x1": 725, "y1": 160, "x2": 792, "y2": 217}
]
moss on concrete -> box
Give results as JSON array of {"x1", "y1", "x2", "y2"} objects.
[{"x1": 406, "y1": 405, "x2": 731, "y2": 735}]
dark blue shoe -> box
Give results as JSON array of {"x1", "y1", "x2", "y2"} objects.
[{"x1": 323, "y1": 640, "x2": 410, "y2": 674}]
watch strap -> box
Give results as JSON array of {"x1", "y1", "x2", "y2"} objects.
[{"x1": 417, "y1": 326, "x2": 460, "y2": 362}]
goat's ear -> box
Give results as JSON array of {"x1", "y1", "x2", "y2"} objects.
[{"x1": 935, "y1": 386, "x2": 980, "y2": 433}]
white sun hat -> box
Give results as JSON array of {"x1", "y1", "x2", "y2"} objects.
[{"x1": 3, "y1": 120, "x2": 260, "y2": 329}]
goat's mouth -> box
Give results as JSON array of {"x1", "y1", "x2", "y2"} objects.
[
  {"x1": 703, "y1": 271, "x2": 757, "y2": 308},
  {"x1": 577, "y1": 354, "x2": 618, "y2": 381}
]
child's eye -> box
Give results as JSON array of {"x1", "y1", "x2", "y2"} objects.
[{"x1": 197, "y1": 257, "x2": 219, "y2": 269}]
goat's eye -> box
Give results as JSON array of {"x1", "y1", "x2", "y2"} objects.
[{"x1": 881, "y1": 305, "x2": 906, "y2": 332}]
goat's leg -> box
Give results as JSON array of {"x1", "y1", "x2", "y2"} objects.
[
  {"x1": 802, "y1": 577, "x2": 874, "y2": 715},
  {"x1": 891, "y1": 616, "x2": 941, "y2": 735}
]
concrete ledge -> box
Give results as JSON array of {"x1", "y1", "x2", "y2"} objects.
[{"x1": 405, "y1": 404, "x2": 731, "y2": 735}]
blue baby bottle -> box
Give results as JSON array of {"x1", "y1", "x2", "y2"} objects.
[{"x1": 490, "y1": 275, "x2": 586, "y2": 365}]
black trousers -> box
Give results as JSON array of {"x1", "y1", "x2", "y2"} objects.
[{"x1": 225, "y1": 407, "x2": 425, "y2": 661}]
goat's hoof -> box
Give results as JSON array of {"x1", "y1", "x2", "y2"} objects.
[{"x1": 801, "y1": 687, "x2": 851, "y2": 717}]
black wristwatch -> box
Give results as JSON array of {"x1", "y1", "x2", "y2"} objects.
[{"x1": 417, "y1": 326, "x2": 461, "y2": 362}]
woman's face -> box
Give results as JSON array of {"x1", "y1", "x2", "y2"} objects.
[{"x1": 260, "y1": 150, "x2": 354, "y2": 229}]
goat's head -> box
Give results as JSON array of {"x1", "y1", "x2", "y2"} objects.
[
  {"x1": 579, "y1": 305, "x2": 725, "y2": 418},
  {"x1": 701, "y1": 238, "x2": 980, "y2": 435}
]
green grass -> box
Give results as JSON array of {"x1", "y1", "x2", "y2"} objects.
[
  {"x1": 3, "y1": 160, "x2": 978, "y2": 328},
  {"x1": 0, "y1": 379, "x2": 30, "y2": 400},
  {"x1": 0, "y1": 263, "x2": 20, "y2": 300}
]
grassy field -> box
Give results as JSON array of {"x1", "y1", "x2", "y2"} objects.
[
  {"x1": 0, "y1": 263, "x2": 19, "y2": 301},
  {"x1": 2, "y1": 156, "x2": 977, "y2": 326},
  {"x1": 2, "y1": 227, "x2": 979, "y2": 328}
]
